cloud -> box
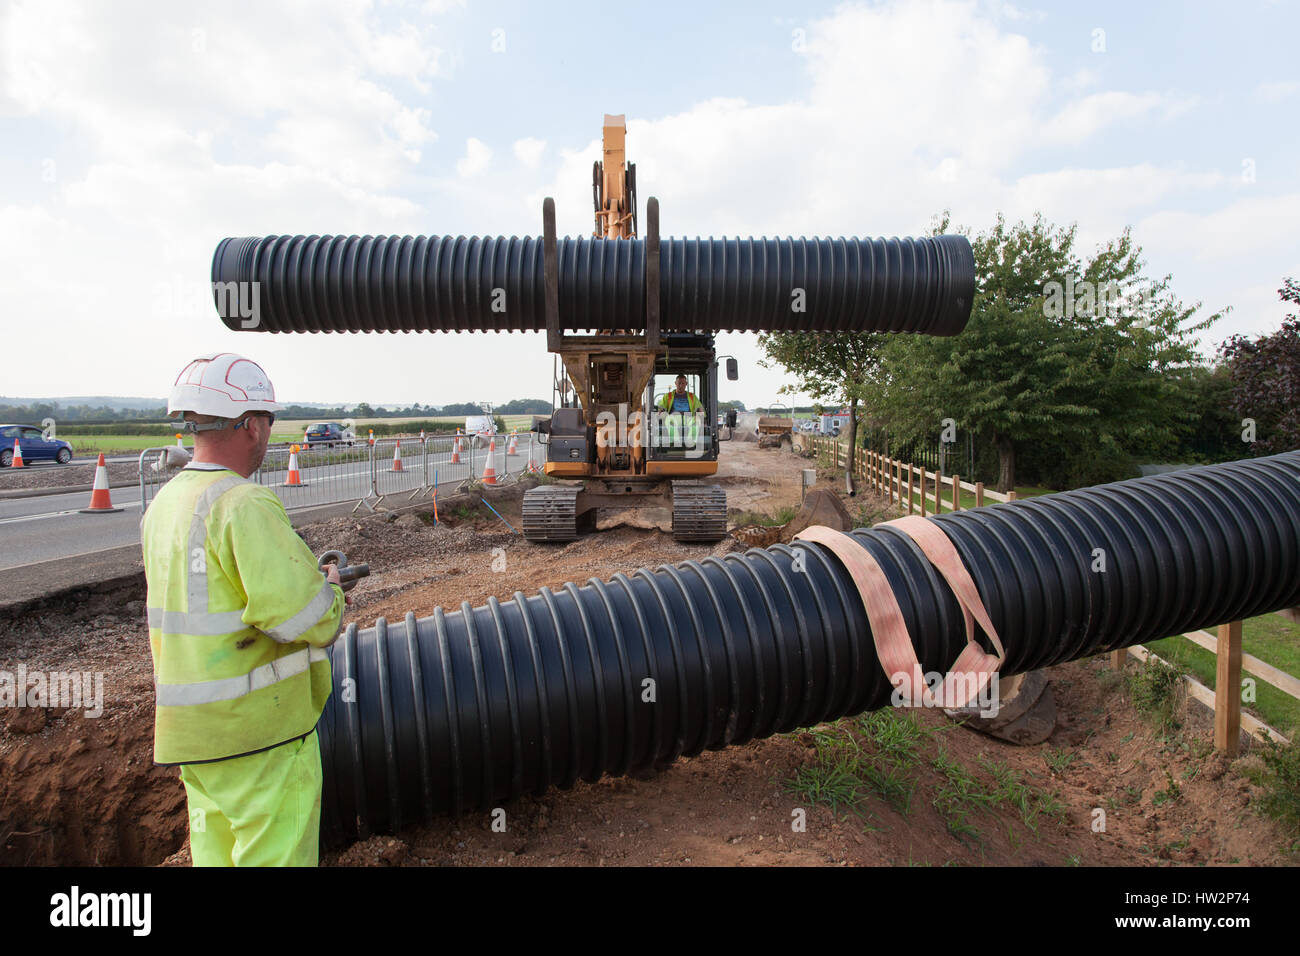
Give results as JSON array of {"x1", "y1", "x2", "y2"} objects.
[
  {"x1": 456, "y1": 137, "x2": 492, "y2": 177},
  {"x1": 1254, "y1": 80, "x2": 1299, "y2": 102},
  {"x1": 0, "y1": 0, "x2": 1290, "y2": 406},
  {"x1": 1137, "y1": 193, "x2": 1300, "y2": 263},
  {"x1": 1, "y1": 0, "x2": 443, "y2": 184},
  {"x1": 1041, "y1": 90, "x2": 1196, "y2": 142},
  {"x1": 983, "y1": 0, "x2": 1047, "y2": 22},
  {"x1": 1061, "y1": 67, "x2": 1100, "y2": 94},
  {"x1": 513, "y1": 137, "x2": 546, "y2": 168}
]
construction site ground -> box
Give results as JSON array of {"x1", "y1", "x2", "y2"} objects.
[{"x1": 1, "y1": 440, "x2": 1295, "y2": 867}]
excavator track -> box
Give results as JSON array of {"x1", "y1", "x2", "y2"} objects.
[
  {"x1": 523, "y1": 485, "x2": 583, "y2": 542},
  {"x1": 671, "y1": 484, "x2": 728, "y2": 542}
]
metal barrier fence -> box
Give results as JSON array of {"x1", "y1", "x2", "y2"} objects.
[
  {"x1": 140, "y1": 431, "x2": 544, "y2": 514},
  {"x1": 138, "y1": 444, "x2": 196, "y2": 512},
  {"x1": 257, "y1": 440, "x2": 374, "y2": 511}
]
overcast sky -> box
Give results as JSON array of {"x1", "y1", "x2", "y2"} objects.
[{"x1": 3, "y1": 0, "x2": 1297, "y2": 409}]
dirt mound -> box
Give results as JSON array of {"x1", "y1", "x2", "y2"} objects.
[
  {"x1": 731, "y1": 524, "x2": 782, "y2": 548},
  {"x1": 732, "y1": 413, "x2": 759, "y2": 442},
  {"x1": 0, "y1": 459, "x2": 138, "y2": 492},
  {"x1": 782, "y1": 487, "x2": 853, "y2": 540}
]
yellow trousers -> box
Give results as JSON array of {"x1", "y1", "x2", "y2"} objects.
[{"x1": 179, "y1": 730, "x2": 322, "y2": 867}]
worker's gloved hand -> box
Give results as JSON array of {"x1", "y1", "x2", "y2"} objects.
[
  {"x1": 323, "y1": 563, "x2": 351, "y2": 605},
  {"x1": 317, "y1": 549, "x2": 367, "y2": 605}
]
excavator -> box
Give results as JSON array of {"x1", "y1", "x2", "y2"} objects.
[
  {"x1": 211, "y1": 114, "x2": 976, "y2": 541},
  {"x1": 524, "y1": 115, "x2": 736, "y2": 542}
]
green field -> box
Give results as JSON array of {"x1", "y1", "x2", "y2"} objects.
[
  {"x1": 1148, "y1": 613, "x2": 1300, "y2": 737},
  {"x1": 61, "y1": 415, "x2": 540, "y2": 456},
  {"x1": 61, "y1": 434, "x2": 188, "y2": 456}
]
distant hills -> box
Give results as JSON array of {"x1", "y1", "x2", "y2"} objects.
[{"x1": 3, "y1": 396, "x2": 167, "y2": 410}]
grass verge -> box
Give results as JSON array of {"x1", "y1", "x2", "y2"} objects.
[{"x1": 785, "y1": 710, "x2": 1066, "y2": 851}]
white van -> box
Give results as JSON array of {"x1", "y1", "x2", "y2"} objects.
[{"x1": 465, "y1": 414, "x2": 496, "y2": 446}]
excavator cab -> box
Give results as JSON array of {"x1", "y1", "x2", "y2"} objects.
[{"x1": 525, "y1": 330, "x2": 732, "y2": 542}]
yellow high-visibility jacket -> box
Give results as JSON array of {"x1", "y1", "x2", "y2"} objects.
[
  {"x1": 141, "y1": 463, "x2": 344, "y2": 765},
  {"x1": 658, "y1": 391, "x2": 701, "y2": 414}
]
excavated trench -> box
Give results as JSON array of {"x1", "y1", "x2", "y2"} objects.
[{"x1": 3, "y1": 448, "x2": 1296, "y2": 867}]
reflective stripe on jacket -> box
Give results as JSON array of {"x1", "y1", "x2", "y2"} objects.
[
  {"x1": 658, "y1": 391, "x2": 701, "y2": 414},
  {"x1": 141, "y1": 463, "x2": 344, "y2": 765}
]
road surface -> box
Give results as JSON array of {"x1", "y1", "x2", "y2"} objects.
[{"x1": 0, "y1": 441, "x2": 532, "y2": 572}]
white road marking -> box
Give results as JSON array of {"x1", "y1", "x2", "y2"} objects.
[{"x1": 0, "y1": 501, "x2": 142, "y2": 524}]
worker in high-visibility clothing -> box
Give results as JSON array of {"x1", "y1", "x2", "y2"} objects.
[
  {"x1": 657, "y1": 374, "x2": 702, "y2": 415},
  {"x1": 657, "y1": 374, "x2": 702, "y2": 450},
  {"x1": 141, "y1": 352, "x2": 346, "y2": 867}
]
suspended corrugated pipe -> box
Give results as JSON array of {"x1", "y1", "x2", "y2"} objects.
[
  {"x1": 317, "y1": 451, "x2": 1300, "y2": 842},
  {"x1": 211, "y1": 234, "x2": 975, "y2": 336}
]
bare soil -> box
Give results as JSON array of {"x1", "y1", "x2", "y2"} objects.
[
  {"x1": 0, "y1": 459, "x2": 138, "y2": 492},
  {"x1": 1, "y1": 441, "x2": 1294, "y2": 867}
]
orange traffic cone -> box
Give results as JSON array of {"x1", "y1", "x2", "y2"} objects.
[
  {"x1": 79, "y1": 453, "x2": 123, "y2": 513},
  {"x1": 527, "y1": 459, "x2": 541, "y2": 475},
  {"x1": 391, "y1": 440, "x2": 404, "y2": 472},
  {"x1": 284, "y1": 445, "x2": 307, "y2": 486},
  {"x1": 507, "y1": 431, "x2": 519, "y2": 456},
  {"x1": 11, "y1": 438, "x2": 23, "y2": 468},
  {"x1": 481, "y1": 438, "x2": 497, "y2": 485},
  {"x1": 451, "y1": 430, "x2": 462, "y2": 464}
]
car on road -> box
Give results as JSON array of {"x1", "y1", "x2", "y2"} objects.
[
  {"x1": 0, "y1": 424, "x2": 74, "y2": 466},
  {"x1": 302, "y1": 422, "x2": 355, "y2": 448}
]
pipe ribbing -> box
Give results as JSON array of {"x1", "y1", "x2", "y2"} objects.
[
  {"x1": 211, "y1": 234, "x2": 975, "y2": 336},
  {"x1": 318, "y1": 452, "x2": 1300, "y2": 841}
]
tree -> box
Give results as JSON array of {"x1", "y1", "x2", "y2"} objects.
[
  {"x1": 758, "y1": 331, "x2": 885, "y2": 494},
  {"x1": 869, "y1": 214, "x2": 1218, "y2": 491},
  {"x1": 440, "y1": 401, "x2": 486, "y2": 416},
  {"x1": 1220, "y1": 278, "x2": 1300, "y2": 455},
  {"x1": 497, "y1": 398, "x2": 553, "y2": 415}
]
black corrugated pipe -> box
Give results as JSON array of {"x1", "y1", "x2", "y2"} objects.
[
  {"x1": 318, "y1": 451, "x2": 1300, "y2": 842},
  {"x1": 211, "y1": 233, "x2": 975, "y2": 336}
]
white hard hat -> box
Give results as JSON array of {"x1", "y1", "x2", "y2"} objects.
[{"x1": 168, "y1": 352, "x2": 284, "y2": 421}]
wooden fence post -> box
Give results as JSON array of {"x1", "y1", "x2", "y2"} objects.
[
  {"x1": 907, "y1": 463, "x2": 915, "y2": 515},
  {"x1": 975, "y1": 481, "x2": 984, "y2": 508},
  {"x1": 1110, "y1": 648, "x2": 1127, "y2": 672},
  {"x1": 952, "y1": 473, "x2": 960, "y2": 511},
  {"x1": 1007, "y1": 490, "x2": 1018, "y2": 502},
  {"x1": 1215, "y1": 620, "x2": 1243, "y2": 756},
  {"x1": 919, "y1": 469, "x2": 927, "y2": 517}
]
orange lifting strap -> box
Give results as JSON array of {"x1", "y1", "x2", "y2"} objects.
[{"x1": 795, "y1": 515, "x2": 1007, "y2": 709}]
